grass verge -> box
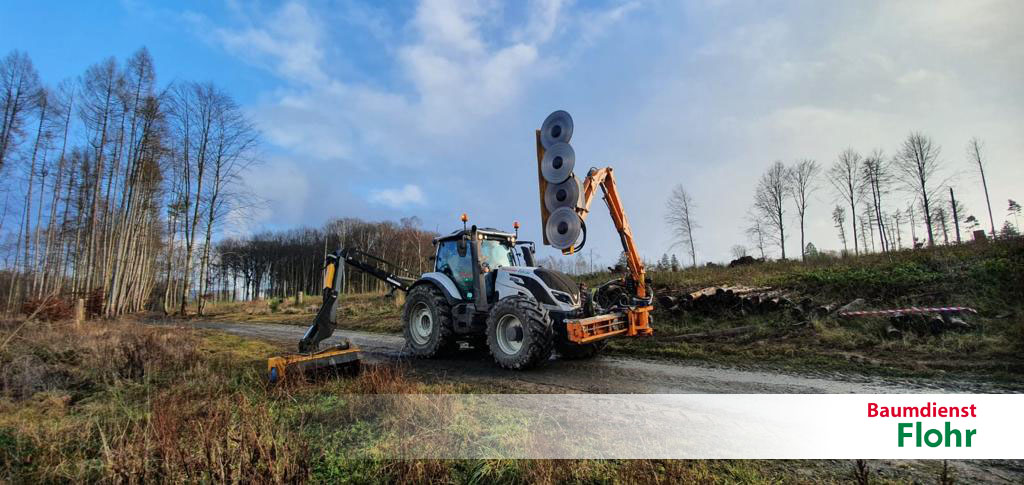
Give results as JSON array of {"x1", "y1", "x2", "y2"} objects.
[{"x1": 2, "y1": 318, "x2": 992, "y2": 483}]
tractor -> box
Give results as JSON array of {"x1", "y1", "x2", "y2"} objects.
[{"x1": 268, "y1": 110, "x2": 653, "y2": 377}]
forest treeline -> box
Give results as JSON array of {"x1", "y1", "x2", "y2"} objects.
[
  {"x1": 213, "y1": 217, "x2": 435, "y2": 303},
  {"x1": 0, "y1": 47, "x2": 263, "y2": 316},
  {"x1": 4, "y1": 45, "x2": 1020, "y2": 319},
  {"x1": 664, "y1": 134, "x2": 1022, "y2": 265}
]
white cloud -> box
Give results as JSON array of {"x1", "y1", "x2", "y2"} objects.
[
  {"x1": 194, "y1": 0, "x2": 635, "y2": 168},
  {"x1": 213, "y1": 2, "x2": 327, "y2": 84},
  {"x1": 183, "y1": 0, "x2": 1023, "y2": 265},
  {"x1": 369, "y1": 184, "x2": 426, "y2": 208}
]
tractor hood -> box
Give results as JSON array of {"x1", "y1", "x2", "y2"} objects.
[{"x1": 497, "y1": 267, "x2": 581, "y2": 310}]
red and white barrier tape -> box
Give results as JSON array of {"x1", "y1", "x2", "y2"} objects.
[{"x1": 839, "y1": 306, "x2": 977, "y2": 318}]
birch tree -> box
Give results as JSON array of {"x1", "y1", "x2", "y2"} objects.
[
  {"x1": 894, "y1": 132, "x2": 944, "y2": 247},
  {"x1": 786, "y1": 159, "x2": 819, "y2": 260},
  {"x1": 195, "y1": 86, "x2": 258, "y2": 315},
  {"x1": 754, "y1": 161, "x2": 789, "y2": 259},
  {"x1": 664, "y1": 184, "x2": 698, "y2": 267},
  {"x1": 828, "y1": 149, "x2": 864, "y2": 255}
]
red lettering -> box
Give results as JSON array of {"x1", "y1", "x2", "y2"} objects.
[{"x1": 868, "y1": 403, "x2": 877, "y2": 417}]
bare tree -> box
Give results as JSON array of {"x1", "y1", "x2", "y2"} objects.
[
  {"x1": 967, "y1": 138, "x2": 996, "y2": 238},
  {"x1": 861, "y1": 150, "x2": 892, "y2": 252},
  {"x1": 78, "y1": 57, "x2": 124, "y2": 294},
  {"x1": 894, "y1": 132, "x2": 945, "y2": 246},
  {"x1": 786, "y1": 159, "x2": 819, "y2": 260},
  {"x1": 891, "y1": 210, "x2": 903, "y2": 249},
  {"x1": 664, "y1": 184, "x2": 698, "y2": 266},
  {"x1": 194, "y1": 86, "x2": 259, "y2": 315},
  {"x1": 169, "y1": 81, "x2": 215, "y2": 315},
  {"x1": 0, "y1": 50, "x2": 41, "y2": 171},
  {"x1": 858, "y1": 213, "x2": 871, "y2": 252},
  {"x1": 932, "y1": 205, "x2": 950, "y2": 244},
  {"x1": 745, "y1": 215, "x2": 767, "y2": 259},
  {"x1": 729, "y1": 245, "x2": 748, "y2": 259},
  {"x1": 828, "y1": 149, "x2": 865, "y2": 255},
  {"x1": 754, "y1": 161, "x2": 789, "y2": 259},
  {"x1": 831, "y1": 205, "x2": 847, "y2": 253}
]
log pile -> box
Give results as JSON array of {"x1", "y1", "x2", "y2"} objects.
[{"x1": 656, "y1": 285, "x2": 815, "y2": 317}]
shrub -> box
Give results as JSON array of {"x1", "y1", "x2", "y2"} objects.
[{"x1": 20, "y1": 297, "x2": 73, "y2": 321}]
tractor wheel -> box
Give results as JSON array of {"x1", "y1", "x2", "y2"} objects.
[
  {"x1": 402, "y1": 285, "x2": 458, "y2": 357},
  {"x1": 556, "y1": 339, "x2": 607, "y2": 360},
  {"x1": 486, "y1": 296, "x2": 554, "y2": 370}
]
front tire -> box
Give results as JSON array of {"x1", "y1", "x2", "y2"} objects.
[
  {"x1": 486, "y1": 296, "x2": 554, "y2": 370},
  {"x1": 402, "y1": 285, "x2": 457, "y2": 357}
]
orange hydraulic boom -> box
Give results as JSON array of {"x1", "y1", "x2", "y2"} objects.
[{"x1": 535, "y1": 131, "x2": 653, "y2": 343}]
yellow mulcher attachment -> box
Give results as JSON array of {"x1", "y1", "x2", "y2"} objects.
[{"x1": 267, "y1": 252, "x2": 361, "y2": 383}]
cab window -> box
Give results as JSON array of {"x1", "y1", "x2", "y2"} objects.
[
  {"x1": 480, "y1": 239, "x2": 516, "y2": 270},
  {"x1": 435, "y1": 240, "x2": 473, "y2": 297}
]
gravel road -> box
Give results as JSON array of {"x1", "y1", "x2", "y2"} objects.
[{"x1": 178, "y1": 320, "x2": 1014, "y2": 394}]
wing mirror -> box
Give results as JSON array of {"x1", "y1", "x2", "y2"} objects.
[{"x1": 457, "y1": 239, "x2": 468, "y2": 257}]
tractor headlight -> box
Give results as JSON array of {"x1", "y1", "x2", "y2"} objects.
[{"x1": 553, "y1": 292, "x2": 574, "y2": 305}]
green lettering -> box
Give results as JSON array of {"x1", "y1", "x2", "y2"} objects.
[
  {"x1": 945, "y1": 422, "x2": 961, "y2": 447},
  {"x1": 966, "y1": 429, "x2": 976, "y2": 447},
  {"x1": 925, "y1": 428, "x2": 942, "y2": 447},
  {"x1": 898, "y1": 422, "x2": 913, "y2": 447}
]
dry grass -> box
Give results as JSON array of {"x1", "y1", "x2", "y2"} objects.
[
  {"x1": 201, "y1": 292, "x2": 404, "y2": 333},
  {"x1": 0, "y1": 318, "x2": 991, "y2": 483},
  {"x1": 0, "y1": 319, "x2": 310, "y2": 482}
]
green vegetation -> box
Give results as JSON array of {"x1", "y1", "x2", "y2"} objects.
[
  {"x1": 204, "y1": 239, "x2": 1024, "y2": 381},
  {"x1": 603, "y1": 239, "x2": 1024, "y2": 380},
  {"x1": 203, "y1": 292, "x2": 405, "y2": 333}
]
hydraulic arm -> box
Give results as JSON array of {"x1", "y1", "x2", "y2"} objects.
[
  {"x1": 534, "y1": 128, "x2": 654, "y2": 343},
  {"x1": 299, "y1": 248, "x2": 415, "y2": 352},
  {"x1": 269, "y1": 247, "x2": 416, "y2": 382}
]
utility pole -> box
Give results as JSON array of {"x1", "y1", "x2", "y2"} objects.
[{"x1": 950, "y1": 187, "x2": 961, "y2": 244}]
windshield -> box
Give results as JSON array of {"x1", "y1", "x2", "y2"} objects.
[{"x1": 480, "y1": 239, "x2": 516, "y2": 269}]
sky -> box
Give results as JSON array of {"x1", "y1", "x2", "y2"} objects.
[{"x1": 3, "y1": 0, "x2": 1022, "y2": 267}]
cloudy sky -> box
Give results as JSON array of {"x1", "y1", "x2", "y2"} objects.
[{"x1": 4, "y1": 0, "x2": 1022, "y2": 266}]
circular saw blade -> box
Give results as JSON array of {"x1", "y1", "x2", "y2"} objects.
[
  {"x1": 545, "y1": 206, "x2": 582, "y2": 250},
  {"x1": 540, "y1": 142, "x2": 575, "y2": 184},
  {"x1": 540, "y1": 110, "x2": 573, "y2": 148},
  {"x1": 544, "y1": 174, "x2": 581, "y2": 213}
]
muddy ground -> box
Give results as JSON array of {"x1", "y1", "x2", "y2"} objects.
[{"x1": 177, "y1": 320, "x2": 1020, "y2": 394}]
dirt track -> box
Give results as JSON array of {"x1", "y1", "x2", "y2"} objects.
[{"x1": 181, "y1": 320, "x2": 1013, "y2": 394}]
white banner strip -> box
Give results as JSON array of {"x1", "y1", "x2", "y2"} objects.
[{"x1": 334, "y1": 394, "x2": 1023, "y2": 459}]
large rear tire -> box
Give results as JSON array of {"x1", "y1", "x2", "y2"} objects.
[
  {"x1": 486, "y1": 296, "x2": 554, "y2": 370},
  {"x1": 556, "y1": 339, "x2": 607, "y2": 360},
  {"x1": 402, "y1": 285, "x2": 458, "y2": 357}
]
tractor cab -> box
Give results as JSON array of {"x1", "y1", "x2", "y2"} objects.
[{"x1": 432, "y1": 226, "x2": 532, "y2": 300}]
